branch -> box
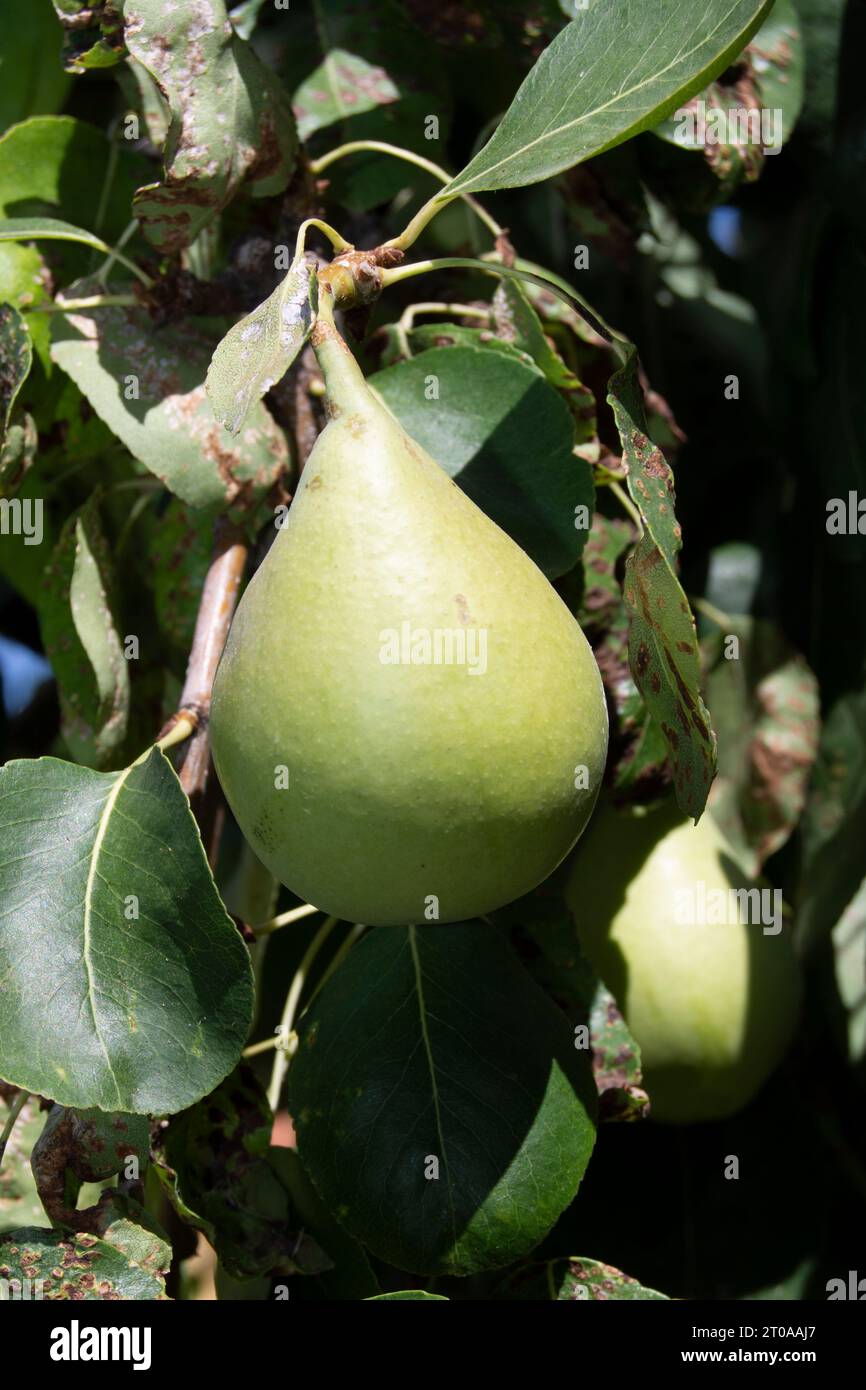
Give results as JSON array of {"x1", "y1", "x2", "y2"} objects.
[{"x1": 174, "y1": 517, "x2": 249, "y2": 833}]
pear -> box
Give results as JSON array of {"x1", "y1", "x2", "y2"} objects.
[
  {"x1": 211, "y1": 305, "x2": 608, "y2": 926},
  {"x1": 565, "y1": 801, "x2": 801, "y2": 1122}
]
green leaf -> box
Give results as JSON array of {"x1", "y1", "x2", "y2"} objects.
[
  {"x1": 0, "y1": 215, "x2": 113, "y2": 257},
  {"x1": 0, "y1": 749, "x2": 254, "y2": 1114},
  {"x1": 50, "y1": 281, "x2": 289, "y2": 512},
  {"x1": 207, "y1": 261, "x2": 317, "y2": 435},
  {"x1": 0, "y1": 1095, "x2": 48, "y2": 1233},
  {"x1": 124, "y1": 0, "x2": 298, "y2": 255},
  {"x1": 496, "y1": 1256, "x2": 669, "y2": 1300},
  {"x1": 0, "y1": 303, "x2": 32, "y2": 441},
  {"x1": 609, "y1": 349, "x2": 717, "y2": 819},
  {"x1": 371, "y1": 346, "x2": 592, "y2": 578},
  {"x1": 0, "y1": 2, "x2": 71, "y2": 127},
  {"x1": 288, "y1": 923, "x2": 597, "y2": 1276},
  {"x1": 38, "y1": 496, "x2": 131, "y2": 768},
  {"x1": 441, "y1": 0, "x2": 774, "y2": 196},
  {"x1": 154, "y1": 1067, "x2": 330, "y2": 1280},
  {"x1": 0, "y1": 1225, "x2": 167, "y2": 1299},
  {"x1": 366, "y1": 1290, "x2": 449, "y2": 1300},
  {"x1": 0, "y1": 116, "x2": 150, "y2": 242}
]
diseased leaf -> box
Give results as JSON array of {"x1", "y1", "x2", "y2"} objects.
[
  {"x1": 50, "y1": 281, "x2": 289, "y2": 512},
  {"x1": 0, "y1": 1225, "x2": 168, "y2": 1300},
  {"x1": 798, "y1": 689, "x2": 866, "y2": 955},
  {"x1": 496, "y1": 1256, "x2": 669, "y2": 1300},
  {"x1": 578, "y1": 512, "x2": 672, "y2": 803},
  {"x1": 654, "y1": 0, "x2": 805, "y2": 187},
  {"x1": 51, "y1": 1, "x2": 126, "y2": 72},
  {"x1": 39, "y1": 496, "x2": 130, "y2": 768},
  {"x1": 705, "y1": 617, "x2": 820, "y2": 876},
  {"x1": 154, "y1": 1067, "x2": 330, "y2": 1280},
  {"x1": 609, "y1": 348, "x2": 717, "y2": 818},
  {"x1": 207, "y1": 260, "x2": 317, "y2": 435},
  {"x1": 294, "y1": 47, "x2": 399, "y2": 141},
  {"x1": 0, "y1": 302, "x2": 32, "y2": 444},
  {"x1": 372, "y1": 346, "x2": 591, "y2": 578},
  {"x1": 441, "y1": 0, "x2": 774, "y2": 196},
  {"x1": 0, "y1": 749, "x2": 254, "y2": 1114},
  {"x1": 285, "y1": 0, "x2": 449, "y2": 213},
  {"x1": 366, "y1": 1290, "x2": 448, "y2": 1300},
  {"x1": 124, "y1": 0, "x2": 298, "y2": 255},
  {"x1": 31, "y1": 1106, "x2": 150, "y2": 1231},
  {"x1": 288, "y1": 923, "x2": 597, "y2": 1277}
]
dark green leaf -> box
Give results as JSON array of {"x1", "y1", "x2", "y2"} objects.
[
  {"x1": 39, "y1": 496, "x2": 131, "y2": 768},
  {"x1": 441, "y1": 0, "x2": 774, "y2": 196},
  {"x1": 124, "y1": 0, "x2": 298, "y2": 255},
  {"x1": 372, "y1": 346, "x2": 592, "y2": 578},
  {"x1": 288, "y1": 923, "x2": 597, "y2": 1276},
  {"x1": 0, "y1": 2, "x2": 71, "y2": 127},
  {"x1": 0, "y1": 749, "x2": 254, "y2": 1114}
]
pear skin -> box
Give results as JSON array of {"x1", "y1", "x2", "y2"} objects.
[
  {"x1": 211, "y1": 314, "x2": 608, "y2": 925},
  {"x1": 566, "y1": 802, "x2": 801, "y2": 1122}
]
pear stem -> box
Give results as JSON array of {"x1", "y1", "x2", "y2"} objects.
[
  {"x1": 310, "y1": 289, "x2": 374, "y2": 412},
  {"x1": 311, "y1": 140, "x2": 502, "y2": 242},
  {"x1": 294, "y1": 217, "x2": 352, "y2": 259},
  {"x1": 252, "y1": 902, "x2": 320, "y2": 937},
  {"x1": 155, "y1": 713, "x2": 198, "y2": 753},
  {"x1": 267, "y1": 915, "x2": 339, "y2": 1111},
  {"x1": 380, "y1": 257, "x2": 615, "y2": 346}
]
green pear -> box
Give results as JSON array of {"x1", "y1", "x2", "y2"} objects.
[
  {"x1": 210, "y1": 306, "x2": 608, "y2": 926},
  {"x1": 565, "y1": 801, "x2": 800, "y2": 1122}
]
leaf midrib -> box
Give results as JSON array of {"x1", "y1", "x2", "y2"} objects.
[
  {"x1": 408, "y1": 925, "x2": 458, "y2": 1253},
  {"x1": 82, "y1": 765, "x2": 133, "y2": 1107}
]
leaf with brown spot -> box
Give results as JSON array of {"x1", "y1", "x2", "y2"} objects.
[
  {"x1": 610, "y1": 346, "x2": 716, "y2": 818},
  {"x1": 495, "y1": 1255, "x2": 669, "y2": 1300},
  {"x1": 50, "y1": 280, "x2": 288, "y2": 514},
  {"x1": 0, "y1": 1223, "x2": 168, "y2": 1300},
  {"x1": 705, "y1": 617, "x2": 820, "y2": 876},
  {"x1": 123, "y1": 0, "x2": 297, "y2": 255}
]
